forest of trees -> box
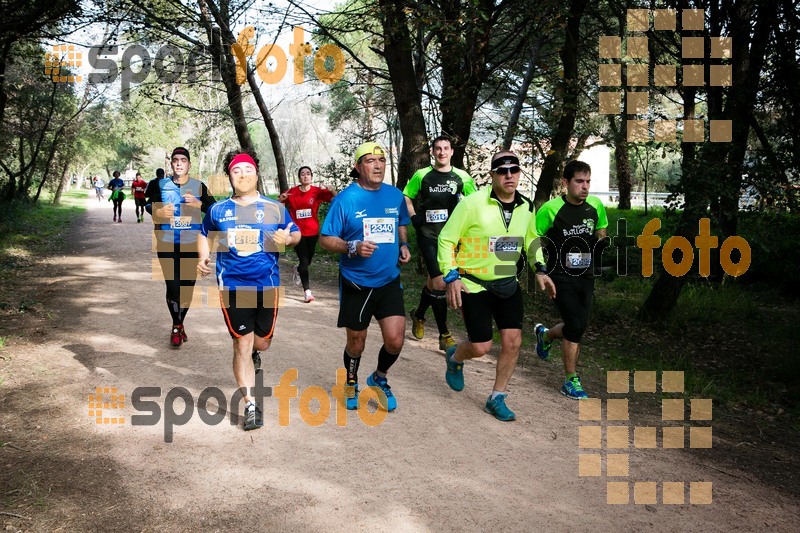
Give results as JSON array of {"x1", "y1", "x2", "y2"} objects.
[{"x1": 1, "y1": 0, "x2": 798, "y2": 320}]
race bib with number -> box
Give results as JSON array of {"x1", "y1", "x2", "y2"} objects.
[
  {"x1": 170, "y1": 216, "x2": 193, "y2": 229},
  {"x1": 425, "y1": 209, "x2": 448, "y2": 223},
  {"x1": 488, "y1": 236, "x2": 521, "y2": 254},
  {"x1": 567, "y1": 252, "x2": 592, "y2": 269},
  {"x1": 295, "y1": 208, "x2": 312, "y2": 219},
  {"x1": 362, "y1": 217, "x2": 396, "y2": 244},
  {"x1": 227, "y1": 228, "x2": 262, "y2": 255}
]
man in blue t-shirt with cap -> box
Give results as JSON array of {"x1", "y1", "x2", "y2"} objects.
[{"x1": 320, "y1": 141, "x2": 411, "y2": 413}]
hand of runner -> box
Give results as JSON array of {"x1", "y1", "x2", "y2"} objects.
[
  {"x1": 278, "y1": 191, "x2": 290, "y2": 202},
  {"x1": 157, "y1": 203, "x2": 175, "y2": 220},
  {"x1": 446, "y1": 278, "x2": 468, "y2": 309},
  {"x1": 197, "y1": 257, "x2": 212, "y2": 277},
  {"x1": 272, "y1": 227, "x2": 291, "y2": 248},
  {"x1": 535, "y1": 272, "x2": 556, "y2": 299},
  {"x1": 398, "y1": 243, "x2": 411, "y2": 265},
  {"x1": 182, "y1": 193, "x2": 201, "y2": 209},
  {"x1": 358, "y1": 241, "x2": 378, "y2": 258}
]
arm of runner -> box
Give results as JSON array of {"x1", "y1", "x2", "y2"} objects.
[
  {"x1": 196, "y1": 234, "x2": 212, "y2": 277},
  {"x1": 398, "y1": 226, "x2": 411, "y2": 265},
  {"x1": 319, "y1": 235, "x2": 347, "y2": 254}
]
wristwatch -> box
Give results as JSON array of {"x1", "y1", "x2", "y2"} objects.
[{"x1": 347, "y1": 240, "x2": 359, "y2": 258}]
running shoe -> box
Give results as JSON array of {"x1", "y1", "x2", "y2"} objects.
[
  {"x1": 170, "y1": 325, "x2": 184, "y2": 348},
  {"x1": 304, "y1": 289, "x2": 315, "y2": 303},
  {"x1": 345, "y1": 380, "x2": 359, "y2": 410},
  {"x1": 410, "y1": 311, "x2": 425, "y2": 340},
  {"x1": 113, "y1": 215, "x2": 117, "y2": 222},
  {"x1": 252, "y1": 350, "x2": 261, "y2": 374},
  {"x1": 444, "y1": 345, "x2": 464, "y2": 391},
  {"x1": 243, "y1": 402, "x2": 263, "y2": 430},
  {"x1": 137, "y1": 217, "x2": 142, "y2": 223},
  {"x1": 181, "y1": 327, "x2": 188, "y2": 343},
  {"x1": 562, "y1": 375, "x2": 589, "y2": 400},
  {"x1": 534, "y1": 323, "x2": 552, "y2": 361},
  {"x1": 292, "y1": 265, "x2": 301, "y2": 286},
  {"x1": 366, "y1": 372, "x2": 397, "y2": 411},
  {"x1": 438, "y1": 332, "x2": 457, "y2": 352},
  {"x1": 118, "y1": 218, "x2": 122, "y2": 223},
  {"x1": 484, "y1": 393, "x2": 516, "y2": 421}
]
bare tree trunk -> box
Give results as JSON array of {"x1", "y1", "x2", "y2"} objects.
[
  {"x1": 378, "y1": 0, "x2": 429, "y2": 190},
  {"x1": 245, "y1": 69, "x2": 288, "y2": 193},
  {"x1": 533, "y1": 0, "x2": 588, "y2": 207},
  {"x1": 198, "y1": 2, "x2": 255, "y2": 157},
  {"x1": 52, "y1": 158, "x2": 71, "y2": 205}
]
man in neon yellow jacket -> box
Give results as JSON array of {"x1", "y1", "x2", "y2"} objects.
[{"x1": 437, "y1": 151, "x2": 555, "y2": 421}]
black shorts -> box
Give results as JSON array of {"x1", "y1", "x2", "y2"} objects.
[
  {"x1": 135, "y1": 197, "x2": 147, "y2": 207},
  {"x1": 416, "y1": 234, "x2": 443, "y2": 278},
  {"x1": 220, "y1": 288, "x2": 280, "y2": 339},
  {"x1": 460, "y1": 285, "x2": 524, "y2": 343},
  {"x1": 337, "y1": 275, "x2": 405, "y2": 330},
  {"x1": 552, "y1": 276, "x2": 594, "y2": 343}
]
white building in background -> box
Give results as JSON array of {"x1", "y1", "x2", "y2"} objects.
[{"x1": 578, "y1": 144, "x2": 611, "y2": 199}]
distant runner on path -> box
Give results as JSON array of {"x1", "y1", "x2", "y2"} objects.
[
  {"x1": 278, "y1": 165, "x2": 336, "y2": 303},
  {"x1": 108, "y1": 171, "x2": 125, "y2": 222},
  {"x1": 131, "y1": 172, "x2": 148, "y2": 223}
]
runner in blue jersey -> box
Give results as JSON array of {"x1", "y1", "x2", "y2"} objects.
[
  {"x1": 108, "y1": 171, "x2": 126, "y2": 222},
  {"x1": 198, "y1": 149, "x2": 300, "y2": 431},
  {"x1": 144, "y1": 148, "x2": 216, "y2": 348},
  {"x1": 320, "y1": 141, "x2": 411, "y2": 413}
]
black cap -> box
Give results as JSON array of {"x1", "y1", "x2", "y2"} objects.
[{"x1": 171, "y1": 147, "x2": 190, "y2": 161}]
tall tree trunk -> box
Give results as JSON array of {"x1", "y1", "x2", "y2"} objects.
[
  {"x1": 438, "y1": 0, "x2": 495, "y2": 168},
  {"x1": 378, "y1": 0, "x2": 429, "y2": 190},
  {"x1": 52, "y1": 158, "x2": 71, "y2": 205},
  {"x1": 609, "y1": 116, "x2": 632, "y2": 209},
  {"x1": 533, "y1": 0, "x2": 588, "y2": 207},
  {"x1": 198, "y1": 2, "x2": 255, "y2": 158},
  {"x1": 245, "y1": 68, "x2": 288, "y2": 193}
]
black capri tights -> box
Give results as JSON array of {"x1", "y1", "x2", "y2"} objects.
[
  {"x1": 293, "y1": 235, "x2": 319, "y2": 290},
  {"x1": 552, "y1": 276, "x2": 595, "y2": 343}
]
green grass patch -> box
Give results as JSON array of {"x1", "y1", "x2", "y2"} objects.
[{"x1": 0, "y1": 190, "x2": 87, "y2": 268}]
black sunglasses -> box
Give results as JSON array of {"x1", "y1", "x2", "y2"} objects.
[{"x1": 493, "y1": 165, "x2": 521, "y2": 175}]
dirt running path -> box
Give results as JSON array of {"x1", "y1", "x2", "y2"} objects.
[{"x1": 0, "y1": 193, "x2": 797, "y2": 531}]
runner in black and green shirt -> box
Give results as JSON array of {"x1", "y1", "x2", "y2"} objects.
[
  {"x1": 403, "y1": 135, "x2": 476, "y2": 352},
  {"x1": 534, "y1": 160, "x2": 609, "y2": 400}
]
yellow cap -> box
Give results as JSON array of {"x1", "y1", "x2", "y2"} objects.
[{"x1": 354, "y1": 142, "x2": 385, "y2": 163}]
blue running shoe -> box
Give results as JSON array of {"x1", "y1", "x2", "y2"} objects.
[
  {"x1": 366, "y1": 372, "x2": 397, "y2": 411},
  {"x1": 534, "y1": 323, "x2": 552, "y2": 361},
  {"x1": 445, "y1": 345, "x2": 464, "y2": 391},
  {"x1": 345, "y1": 380, "x2": 359, "y2": 410},
  {"x1": 561, "y1": 375, "x2": 589, "y2": 400},
  {"x1": 484, "y1": 393, "x2": 516, "y2": 421}
]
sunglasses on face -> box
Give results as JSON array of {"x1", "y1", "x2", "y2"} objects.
[{"x1": 493, "y1": 165, "x2": 520, "y2": 175}]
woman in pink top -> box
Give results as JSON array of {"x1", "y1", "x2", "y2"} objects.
[{"x1": 278, "y1": 166, "x2": 336, "y2": 302}]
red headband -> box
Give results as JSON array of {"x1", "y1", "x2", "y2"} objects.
[{"x1": 228, "y1": 153, "x2": 257, "y2": 172}]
